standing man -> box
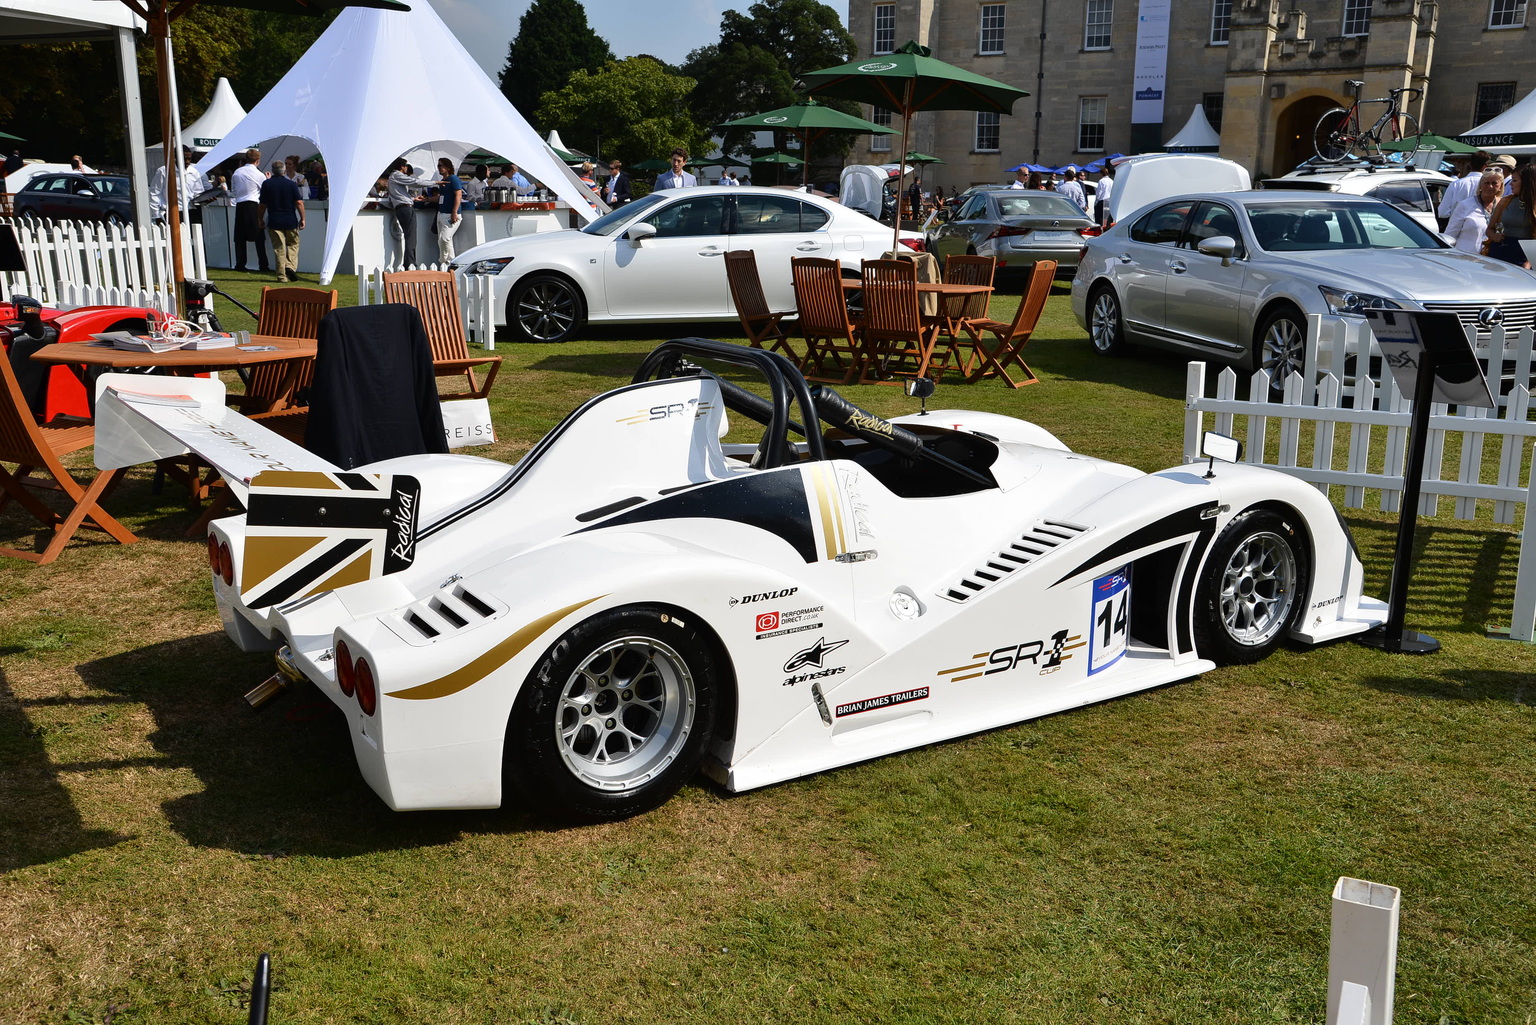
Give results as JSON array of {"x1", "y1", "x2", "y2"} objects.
[
  {"x1": 150, "y1": 146, "x2": 208, "y2": 225},
  {"x1": 1009, "y1": 166, "x2": 1029, "y2": 189},
  {"x1": 1056, "y1": 167, "x2": 1087, "y2": 212},
  {"x1": 386, "y1": 157, "x2": 434, "y2": 268},
  {"x1": 258, "y1": 159, "x2": 305, "y2": 282},
  {"x1": 435, "y1": 157, "x2": 464, "y2": 263},
  {"x1": 604, "y1": 160, "x2": 632, "y2": 207},
  {"x1": 656, "y1": 149, "x2": 696, "y2": 190},
  {"x1": 462, "y1": 164, "x2": 490, "y2": 210},
  {"x1": 231, "y1": 148, "x2": 269, "y2": 274},
  {"x1": 1095, "y1": 163, "x2": 1115, "y2": 229}
]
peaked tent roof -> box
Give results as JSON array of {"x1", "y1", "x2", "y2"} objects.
[
  {"x1": 1165, "y1": 104, "x2": 1221, "y2": 152},
  {"x1": 1459, "y1": 86, "x2": 1536, "y2": 153},
  {"x1": 197, "y1": 0, "x2": 601, "y2": 285},
  {"x1": 150, "y1": 76, "x2": 247, "y2": 159}
]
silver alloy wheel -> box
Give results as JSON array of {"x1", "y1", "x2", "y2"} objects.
[
  {"x1": 555, "y1": 636, "x2": 695, "y2": 792},
  {"x1": 1216, "y1": 531, "x2": 1298, "y2": 646},
  {"x1": 514, "y1": 278, "x2": 579, "y2": 342},
  {"x1": 1260, "y1": 313, "x2": 1306, "y2": 390},
  {"x1": 1090, "y1": 290, "x2": 1122, "y2": 354}
]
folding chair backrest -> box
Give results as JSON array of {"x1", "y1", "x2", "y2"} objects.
[
  {"x1": 382, "y1": 270, "x2": 469, "y2": 362},
  {"x1": 1005, "y1": 259, "x2": 1056, "y2": 339},
  {"x1": 791, "y1": 257, "x2": 852, "y2": 335},
  {"x1": 725, "y1": 250, "x2": 773, "y2": 320},
  {"x1": 251, "y1": 286, "x2": 337, "y2": 409},
  {"x1": 943, "y1": 254, "x2": 996, "y2": 321},
  {"x1": 860, "y1": 259, "x2": 922, "y2": 334}
]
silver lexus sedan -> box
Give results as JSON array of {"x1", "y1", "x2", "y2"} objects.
[{"x1": 1070, "y1": 191, "x2": 1536, "y2": 386}]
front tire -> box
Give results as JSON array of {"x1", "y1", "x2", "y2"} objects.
[
  {"x1": 508, "y1": 274, "x2": 584, "y2": 344},
  {"x1": 505, "y1": 605, "x2": 719, "y2": 822},
  {"x1": 1088, "y1": 285, "x2": 1128, "y2": 356},
  {"x1": 1193, "y1": 509, "x2": 1308, "y2": 665},
  {"x1": 1255, "y1": 305, "x2": 1307, "y2": 397},
  {"x1": 1313, "y1": 107, "x2": 1356, "y2": 162}
]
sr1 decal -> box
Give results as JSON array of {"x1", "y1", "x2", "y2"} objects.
[
  {"x1": 614, "y1": 399, "x2": 716, "y2": 425},
  {"x1": 937, "y1": 629, "x2": 1085, "y2": 683}
]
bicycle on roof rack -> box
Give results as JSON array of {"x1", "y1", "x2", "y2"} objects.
[{"x1": 1313, "y1": 80, "x2": 1423, "y2": 163}]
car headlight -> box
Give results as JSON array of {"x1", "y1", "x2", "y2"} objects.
[
  {"x1": 463, "y1": 257, "x2": 514, "y2": 275},
  {"x1": 1319, "y1": 286, "x2": 1407, "y2": 317}
]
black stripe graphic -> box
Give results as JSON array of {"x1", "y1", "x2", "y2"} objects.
[{"x1": 247, "y1": 492, "x2": 399, "y2": 531}]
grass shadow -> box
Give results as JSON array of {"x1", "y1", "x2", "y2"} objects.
[
  {"x1": 1357, "y1": 668, "x2": 1536, "y2": 705},
  {"x1": 74, "y1": 634, "x2": 547, "y2": 858}
]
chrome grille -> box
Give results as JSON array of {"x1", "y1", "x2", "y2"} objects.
[
  {"x1": 941, "y1": 520, "x2": 1091, "y2": 603},
  {"x1": 1419, "y1": 299, "x2": 1536, "y2": 336}
]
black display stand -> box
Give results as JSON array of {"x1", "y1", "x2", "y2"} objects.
[{"x1": 1356, "y1": 310, "x2": 1495, "y2": 655}]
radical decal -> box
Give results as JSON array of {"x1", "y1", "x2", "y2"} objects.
[
  {"x1": 937, "y1": 629, "x2": 1085, "y2": 683},
  {"x1": 783, "y1": 637, "x2": 848, "y2": 673},
  {"x1": 731, "y1": 588, "x2": 797, "y2": 607},
  {"x1": 614, "y1": 399, "x2": 716, "y2": 426},
  {"x1": 1089, "y1": 567, "x2": 1131, "y2": 676},
  {"x1": 754, "y1": 604, "x2": 826, "y2": 640},
  {"x1": 836, "y1": 686, "x2": 929, "y2": 718}
]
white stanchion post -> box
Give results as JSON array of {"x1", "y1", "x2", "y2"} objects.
[
  {"x1": 1511, "y1": 443, "x2": 1536, "y2": 643},
  {"x1": 1333, "y1": 982, "x2": 1372, "y2": 1025},
  {"x1": 1326, "y1": 878, "x2": 1399, "y2": 1025}
]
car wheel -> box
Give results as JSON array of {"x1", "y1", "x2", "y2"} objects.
[
  {"x1": 508, "y1": 274, "x2": 584, "y2": 344},
  {"x1": 1193, "y1": 508, "x2": 1308, "y2": 665},
  {"x1": 1088, "y1": 285, "x2": 1128, "y2": 356},
  {"x1": 105, "y1": 212, "x2": 125, "y2": 229},
  {"x1": 505, "y1": 604, "x2": 719, "y2": 822},
  {"x1": 1255, "y1": 306, "x2": 1307, "y2": 396}
]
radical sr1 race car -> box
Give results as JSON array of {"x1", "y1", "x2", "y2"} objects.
[{"x1": 94, "y1": 340, "x2": 1387, "y2": 822}]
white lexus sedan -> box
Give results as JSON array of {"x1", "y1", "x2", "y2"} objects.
[{"x1": 452, "y1": 186, "x2": 922, "y2": 344}]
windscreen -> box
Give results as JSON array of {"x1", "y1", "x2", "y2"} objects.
[
  {"x1": 581, "y1": 192, "x2": 669, "y2": 237},
  {"x1": 1243, "y1": 200, "x2": 1443, "y2": 252}
]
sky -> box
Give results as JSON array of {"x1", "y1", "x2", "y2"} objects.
[{"x1": 431, "y1": 0, "x2": 851, "y2": 80}]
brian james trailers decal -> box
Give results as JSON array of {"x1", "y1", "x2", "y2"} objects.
[{"x1": 836, "y1": 687, "x2": 930, "y2": 718}]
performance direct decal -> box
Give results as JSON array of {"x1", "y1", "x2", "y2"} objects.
[
  {"x1": 937, "y1": 629, "x2": 1085, "y2": 683},
  {"x1": 754, "y1": 604, "x2": 825, "y2": 639},
  {"x1": 836, "y1": 687, "x2": 929, "y2": 718},
  {"x1": 1089, "y1": 567, "x2": 1131, "y2": 676}
]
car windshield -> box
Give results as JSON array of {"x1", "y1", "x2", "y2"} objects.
[
  {"x1": 1244, "y1": 200, "x2": 1441, "y2": 252},
  {"x1": 581, "y1": 193, "x2": 669, "y2": 237}
]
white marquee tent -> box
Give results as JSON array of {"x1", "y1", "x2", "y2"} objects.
[
  {"x1": 196, "y1": 0, "x2": 600, "y2": 285},
  {"x1": 1165, "y1": 105, "x2": 1221, "y2": 153},
  {"x1": 148, "y1": 76, "x2": 247, "y2": 164},
  {"x1": 1460, "y1": 86, "x2": 1536, "y2": 154}
]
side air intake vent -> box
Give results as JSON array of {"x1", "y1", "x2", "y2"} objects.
[
  {"x1": 393, "y1": 582, "x2": 503, "y2": 643},
  {"x1": 941, "y1": 520, "x2": 1091, "y2": 603}
]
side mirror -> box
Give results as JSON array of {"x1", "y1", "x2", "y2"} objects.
[
  {"x1": 625, "y1": 221, "x2": 657, "y2": 244},
  {"x1": 1197, "y1": 235, "x2": 1238, "y2": 266},
  {"x1": 1200, "y1": 430, "x2": 1243, "y2": 478}
]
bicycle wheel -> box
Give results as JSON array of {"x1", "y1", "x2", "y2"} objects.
[
  {"x1": 1392, "y1": 112, "x2": 1422, "y2": 160},
  {"x1": 1313, "y1": 107, "x2": 1357, "y2": 162}
]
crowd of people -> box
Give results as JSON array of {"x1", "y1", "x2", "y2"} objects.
[{"x1": 1440, "y1": 153, "x2": 1534, "y2": 269}]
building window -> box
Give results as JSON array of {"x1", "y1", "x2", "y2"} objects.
[
  {"x1": 1210, "y1": 0, "x2": 1231, "y2": 43},
  {"x1": 873, "y1": 3, "x2": 896, "y2": 54},
  {"x1": 1084, "y1": 0, "x2": 1113, "y2": 49},
  {"x1": 980, "y1": 4, "x2": 1006, "y2": 54},
  {"x1": 1475, "y1": 82, "x2": 1517, "y2": 125},
  {"x1": 870, "y1": 107, "x2": 893, "y2": 152},
  {"x1": 975, "y1": 111, "x2": 1000, "y2": 152},
  {"x1": 1342, "y1": 0, "x2": 1371, "y2": 36},
  {"x1": 1202, "y1": 92, "x2": 1225, "y2": 133},
  {"x1": 1489, "y1": 0, "x2": 1527, "y2": 27},
  {"x1": 1079, "y1": 97, "x2": 1107, "y2": 151}
]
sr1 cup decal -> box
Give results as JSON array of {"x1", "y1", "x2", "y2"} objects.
[
  {"x1": 938, "y1": 629, "x2": 1085, "y2": 683},
  {"x1": 1089, "y1": 567, "x2": 1131, "y2": 675}
]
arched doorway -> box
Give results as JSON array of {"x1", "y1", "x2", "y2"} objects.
[{"x1": 1272, "y1": 94, "x2": 1343, "y2": 173}]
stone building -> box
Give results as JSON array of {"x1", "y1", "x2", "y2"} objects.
[{"x1": 841, "y1": 0, "x2": 1532, "y2": 187}]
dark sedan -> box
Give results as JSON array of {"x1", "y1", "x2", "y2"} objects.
[
  {"x1": 13, "y1": 173, "x2": 135, "y2": 226},
  {"x1": 927, "y1": 188, "x2": 1094, "y2": 275}
]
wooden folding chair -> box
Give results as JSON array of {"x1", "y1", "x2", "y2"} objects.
[
  {"x1": 930, "y1": 253, "x2": 996, "y2": 380},
  {"x1": 233, "y1": 286, "x2": 337, "y2": 415},
  {"x1": 725, "y1": 250, "x2": 798, "y2": 362},
  {"x1": 961, "y1": 260, "x2": 1055, "y2": 388},
  {"x1": 0, "y1": 353, "x2": 135, "y2": 564},
  {"x1": 791, "y1": 257, "x2": 862, "y2": 384},
  {"x1": 857, "y1": 259, "x2": 940, "y2": 386},
  {"x1": 382, "y1": 270, "x2": 502, "y2": 401}
]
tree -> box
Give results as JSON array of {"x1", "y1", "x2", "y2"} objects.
[
  {"x1": 498, "y1": 0, "x2": 613, "y2": 126},
  {"x1": 538, "y1": 58, "x2": 712, "y2": 170},
  {"x1": 683, "y1": 0, "x2": 856, "y2": 156}
]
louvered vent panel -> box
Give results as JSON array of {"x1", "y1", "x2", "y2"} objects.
[{"x1": 941, "y1": 520, "x2": 1091, "y2": 603}]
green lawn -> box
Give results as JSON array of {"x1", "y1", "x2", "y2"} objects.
[{"x1": 1, "y1": 275, "x2": 1532, "y2": 1024}]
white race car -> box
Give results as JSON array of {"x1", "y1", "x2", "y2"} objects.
[{"x1": 95, "y1": 341, "x2": 1387, "y2": 822}]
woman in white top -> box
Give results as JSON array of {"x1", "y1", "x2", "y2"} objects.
[{"x1": 1446, "y1": 174, "x2": 1501, "y2": 255}]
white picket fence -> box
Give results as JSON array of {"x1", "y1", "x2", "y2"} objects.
[
  {"x1": 1182, "y1": 320, "x2": 1536, "y2": 642},
  {"x1": 356, "y1": 263, "x2": 497, "y2": 348},
  {"x1": 0, "y1": 217, "x2": 204, "y2": 316}
]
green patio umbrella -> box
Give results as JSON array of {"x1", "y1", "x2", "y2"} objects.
[
  {"x1": 904, "y1": 151, "x2": 944, "y2": 165},
  {"x1": 0, "y1": 130, "x2": 24, "y2": 143},
  {"x1": 1380, "y1": 132, "x2": 1479, "y2": 154},
  {"x1": 630, "y1": 158, "x2": 672, "y2": 174},
  {"x1": 717, "y1": 99, "x2": 894, "y2": 186},
  {"x1": 751, "y1": 152, "x2": 804, "y2": 164},
  {"x1": 801, "y1": 40, "x2": 1028, "y2": 247},
  {"x1": 114, "y1": 0, "x2": 411, "y2": 313}
]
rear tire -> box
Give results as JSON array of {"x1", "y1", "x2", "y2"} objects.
[
  {"x1": 1088, "y1": 285, "x2": 1128, "y2": 356},
  {"x1": 1313, "y1": 107, "x2": 1356, "y2": 162},
  {"x1": 1193, "y1": 508, "x2": 1308, "y2": 665},
  {"x1": 505, "y1": 605, "x2": 719, "y2": 823}
]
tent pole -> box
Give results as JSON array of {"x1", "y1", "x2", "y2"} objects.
[{"x1": 151, "y1": 3, "x2": 186, "y2": 318}]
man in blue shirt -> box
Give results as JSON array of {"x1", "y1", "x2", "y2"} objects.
[
  {"x1": 258, "y1": 159, "x2": 306, "y2": 282},
  {"x1": 435, "y1": 157, "x2": 464, "y2": 263}
]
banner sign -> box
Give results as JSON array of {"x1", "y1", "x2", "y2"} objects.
[{"x1": 1131, "y1": 0, "x2": 1172, "y2": 125}]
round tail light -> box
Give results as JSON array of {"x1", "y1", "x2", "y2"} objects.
[
  {"x1": 206, "y1": 533, "x2": 220, "y2": 574},
  {"x1": 335, "y1": 639, "x2": 355, "y2": 697},
  {"x1": 216, "y1": 541, "x2": 234, "y2": 585},
  {"x1": 355, "y1": 658, "x2": 377, "y2": 716}
]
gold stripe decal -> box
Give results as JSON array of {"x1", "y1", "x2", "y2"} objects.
[
  {"x1": 810, "y1": 464, "x2": 841, "y2": 561},
  {"x1": 251, "y1": 471, "x2": 344, "y2": 491},
  {"x1": 385, "y1": 596, "x2": 605, "y2": 701}
]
